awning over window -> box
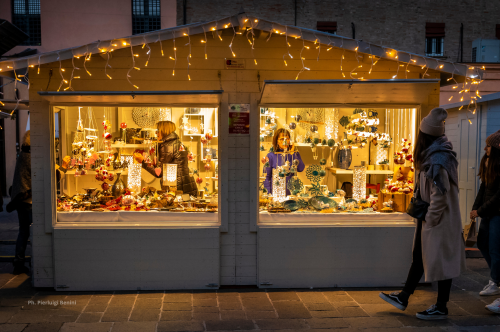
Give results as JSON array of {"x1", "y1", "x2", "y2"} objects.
[
  {"x1": 259, "y1": 79, "x2": 440, "y2": 107},
  {"x1": 426, "y1": 23, "x2": 445, "y2": 38},
  {"x1": 37, "y1": 90, "x2": 223, "y2": 107}
]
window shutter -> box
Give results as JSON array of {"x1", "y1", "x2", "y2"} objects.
[
  {"x1": 426, "y1": 23, "x2": 445, "y2": 38},
  {"x1": 496, "y1": 24, "x2": 500, "y2": 39},
  {"x1": 317, "y1": 21, "x2": 337, "y2": 33}
]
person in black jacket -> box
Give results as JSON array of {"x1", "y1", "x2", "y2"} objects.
[
  {"x1": 134, "y1": 121, "x2": 197, "y2": 196},
  {"x1": 471, "y1": 129, "x2": 500, "y2": 312}
]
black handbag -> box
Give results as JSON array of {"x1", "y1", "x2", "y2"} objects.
[{"x1": 406, "y1": 172, "x2": 429, "y2": 220}]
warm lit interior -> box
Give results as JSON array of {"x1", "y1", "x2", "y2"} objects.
[
  {"x1": 54, "y1": 106, "x2": 218, "y2": 215},
  {"x1": 259, "y1": 107, "x2": 417, "y2": 215}
]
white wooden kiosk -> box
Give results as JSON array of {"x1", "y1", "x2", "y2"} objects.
[{"x1": 0, "y1": 13, "x2": 480, "y2": 290}]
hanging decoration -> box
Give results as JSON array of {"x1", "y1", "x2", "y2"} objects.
[
  {"x1": 306, "y1": 164, "x2": 326, "y2": 196},
  {"x1": 339, "y1": 108, "x2": 391, "y2": 149},
  {"x1": 353, "y1": 166, "x2": 367, "y2": 202},
  {"x1": 394, "y1": 138, "x2": 413, "y2": 166}
]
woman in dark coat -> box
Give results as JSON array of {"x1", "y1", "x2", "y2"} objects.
[
  {"x1": 135, "y1": 121, "x2": 197, "y2": 196},
  {"x1": 470, "y1": 129, "x2": 500, "y2": 312}
]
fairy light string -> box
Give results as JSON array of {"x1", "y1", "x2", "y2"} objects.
[
  {"x1": 283, "y1": 26, "x2": 293, "y2": 67},
  {"x1": 127, "y1": 41, "x2": 140, "y2": 89},
  {"x1": 202, "y1": 25, "x2": 208, "y2": 59},
  {"x1": 171, "y1": 31, "x2": 177, "y2": 76},
  {"x1": 185, "y1": 29, "x2": 192, "y2": 80}
]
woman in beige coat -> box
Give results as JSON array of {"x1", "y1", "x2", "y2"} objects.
[{"x1": 380, "y1": 108, "x2": 466, "y2": 320}]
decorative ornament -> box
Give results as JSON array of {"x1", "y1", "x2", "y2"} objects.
[
  {"x1": 287, "y1": 177, "x2": 304, "y2": 195},
  {"x1": 196, "y1": 177, "x2": 203, "y2": 185},
  {"x1": 353, "y1": 166, "x2": 367, "y2": 202},
  {"x1": 306, "y1": 164, "x2": 323, "y2": 183},
  {"x1": 310, "y1": 125, "x2": 318, "y2": 133},
  {"x1": 319, "y1": 158, "x2": 327, "y2": 165},
  {"x1": 289, "y1": 122, "x2": 296, "y2": 130},
  {"x1": 120, "y1": 122, "x2": 127, "y2": 129}
]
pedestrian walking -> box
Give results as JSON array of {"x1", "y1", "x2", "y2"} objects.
[
  {"x1": 379, "y1": 108, "x2": 466, "y2": 320},
  {"x1": 470, "y1": 129, "x2": 500, "y2": 313},
  {"x1": 6, "y1": 130, "x2": 32, "y2": 275}
]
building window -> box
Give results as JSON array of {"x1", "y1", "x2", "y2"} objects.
[
  {"x1": 317, "y1": 21, "x2": 337, "y2": 34},
  {"x1": 12, "y1": 0, "x2": 41, "y2": 46},
  {"x1": 425, "y1": 23, "x2": 445, "y2": 57},
  {"x1": 132, "y1": 0, "x2": 161, "y2": 35}
]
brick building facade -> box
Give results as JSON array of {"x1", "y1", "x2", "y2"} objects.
[{"x1": 177, "y1": 0, "x2": 500, "y2": 63}]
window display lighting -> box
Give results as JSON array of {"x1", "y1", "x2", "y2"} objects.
[
  {"x1": 128, "y1": 163, "x2": 142, "y2": 194},
  {"x1": 353, "y1": 166, "x2": 366, "y2": 202},
  {"x1": 272, "y1": 169, "x2": 287, "y2": 203},
  {"x1": 163, "y1": 163, "x2": 178, "y2": 186}
]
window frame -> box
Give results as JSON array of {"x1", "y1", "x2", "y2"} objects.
[
  {"x1": 131, "y1": 0, "x2": 161, "y2": 35},
  {"x1": 425, "y1": 36, "x2": 444, "y2": 57},
  {"x1": 11, "y1": 0, "x2": 41, "y2": 46}
]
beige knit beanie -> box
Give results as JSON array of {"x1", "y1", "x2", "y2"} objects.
[
  {"x1": 420, "y1": 107, "x2": 447, "y2": 136},
  {"x1": 486, "y1": 129, "x2": 500, "y2": 150}
]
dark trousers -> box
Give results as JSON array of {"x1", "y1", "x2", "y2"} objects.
[
  {"x1": 14, "y1": 202, "x2": 32, "y2": 265},
  {"x1": 477, "y1": 215, "x2": 500, "y2": 284},
  {"x1": 402, "y1": 220, "x2": 453, "y2": 304}
]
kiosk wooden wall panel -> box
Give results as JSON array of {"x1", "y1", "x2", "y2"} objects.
[
  {"x1": 53, "y1": 228, "x2": 219, "y2": 291},
  {"x1": 258, "y1": 226, "x2": 415, "y2": 288}
]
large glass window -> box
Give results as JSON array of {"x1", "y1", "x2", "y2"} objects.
[
  {"x1": 54, "y1": 106, "x2": 219, "y2": 220},
  {"x1": 258, "y1": 107, "x2": 416, "y2": 218},
  {"x1": 132, "y1": 0, "x2": 161, "y2": 35},
  {"x1": 12, "y1": 0, "x2": 41, "y2": 46}
]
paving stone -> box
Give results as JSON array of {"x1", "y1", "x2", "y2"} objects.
[
  {"x1": 0, "y1": 324, "x2": 28, "y2": 332},
  {"x1": 255, "y1": 318, "x2": 308, "y2": 330},
  {"x1": 157, "y1": 321, "x2": 205, "y2": 331},
  {"x1": 451, "y1": 327, "x2": 500, "y2": 332},
  {"x1": 113, "y1": 291, "x2": 137, "y2": 296},
  {"x1": 245, "y1": 311, "x2": 278, "y2": 319},
  {"x1": 306, "y1": 317, "x2": 350, "y2": 329},
  {"x1": 110, "y1": 321, "x2": 157, "y2": 332},
  {"x1": 192, "y1": 312, "x2": 220, "y2": 321},
  {"x1": 88, "y1": 296, "x2": 112, "y2": 305},
  {"x1": 193, "y1": 299, "x2": 217, "y2": 307},
  {"x1": 330, "y1": 301, "x2": 361, "y2": 308},
  {"x1": 241, "y1": 298, "x2": 274, "y2": 311},
  {"x1": 304, "y1": 303, "x2": 335, "y2": 311},
  {"x1": 454, "y1": 300, "x2": 497, "y2": 316},
  {"x1": 396, "y1": 316, "x2": 454, "y2": 327},
  {"x1": 219, "y1": 301, "x2": 242, "y2": 310},
  {"x1": 83, "y1": 304, "x2": 108, "y2": 312},
  {"x1": 0, "y1": 297, "x2": 32, "y2": 307},
  {"x1": 205, "y1": 319, "x2": 255, "y2": 331},
  {"x1": 75, "y1": 312, "x2": 103, "y2": 323},
  {"x1": 267, "y1": 292, "x2": 300, "y2": 302},
  {"x1": 137, "y1": 292, "x2": 164, "y2": 299},
  {"x1": 160, "y1": 311, "x2": 192, "y2": 321},
  {"x1": 45, "y1": 312, "x2": 79, "y2": 323},
  {"x1": 359, "y1": 304, "x2": 407, "y2": 317},
  {"x1": 7, "y1": 310, "x2": 50, "y2": 323},
  {"x1": 345, "y1": 291, "x2": 387, "y2": 304},
  {"x1": 296, "y1": 292, "x2": 329, "y2": 303},
  {"x1": 450, "y1": 315, "x2": 500, "y2": 326},
  {"x1": 193, "y1": 293, "x2": 217, "y2": 300},
  {"x1": 163, "y1": 294, "x2": 191, "y2": 303},
  {"x1": 134, "y1": 298, "x2": 162, "y2": 309},
  {"x1": 337, "y1": 306, "x2": 370, "y2": 317},
  {"x1": 101, "y1": 307, "x2": 133, "y2": 322},
  {"x1": 193, "y1": 306, "x2": 219, "y2": 313},
  {"x1": 323, "y1": 291, "x2": 354, "y2": 303},
  {"x1": 108, "y1": 297, "x2": 136, "y2": 307},
  {"x1": 162, "y1": 303, "x2": 192, "y2": 311},
  {"x1": 220, "y1": 310, "x2": 247, "y2": 320},
  {"x1": 239, "y1": 292, "x2": 268, "y2": 299},
  {"x1": 22, "y1": 322, "x2": 64, "y2": 332},
  {"x1": 309, "y1": 310, "x2": 342, "y2": 318},
  {"x1": 129, "y1": 308, "x2": 161, "y2": 321},
  {"x1": 60, "y1": 322, "x2": 113, "y2": 332},
  {"x1": 344, "y1": 317, "x2": 404, "y2": 328},
  {"x1": 0, "y1": 308, "x2": 21, "y2": 323},
  {"x1": 273, "y1": 302, "x2": 312, "y2": 319}
]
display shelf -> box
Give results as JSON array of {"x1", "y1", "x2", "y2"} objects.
[
  {"x1": 211, "y1": 177, "x2": 218, "y2": 181},
  {"x1": 111, "y1": 143, "x2": 149, "y2": 148},
  {"x1": 294, "y1": 143, "x2": 338, "y2": 147},
  {"x1": 327, "y1": 167, "x2": 393, "y2": 175}
]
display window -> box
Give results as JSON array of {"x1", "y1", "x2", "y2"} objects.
[
  {"x1": 258, "y1": 107, "x2": 417, "y2": 219},
  {"x1": 54, "y1": 106, "x2": 219, "y2": 221}
]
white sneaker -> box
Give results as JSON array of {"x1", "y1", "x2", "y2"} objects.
[
  {"x1": 486, "y1": 299, "x2": 500, "y2": 313},
  {"x1": 480, "y1": 280, "x2": 500, "y2": 296}
]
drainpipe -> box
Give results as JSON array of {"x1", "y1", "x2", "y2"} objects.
[
  {"x1": 460, "y1": 23, "x2": 464, "y2": 62},
  {"x1": 183, "y1": 0, "x2": 187, "y2": 25},
  {"x1": 294, "y1": 0, "x2": 297, "y2": 26},
  {"x1": 351, "y1": 22, "x2": 355, "y2": 39}
]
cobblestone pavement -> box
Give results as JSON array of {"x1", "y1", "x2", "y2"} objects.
[{"x1": 1, "y1": 200, "x2": 499, "y2": 331}]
